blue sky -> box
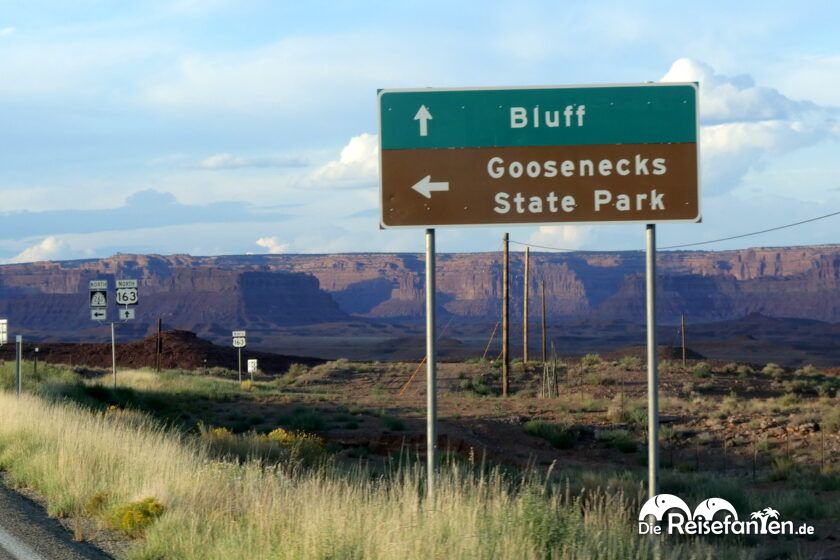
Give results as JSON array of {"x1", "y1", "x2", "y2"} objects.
[{"x1": 1, "y1": 0, "x2": 838, "y2": 262}]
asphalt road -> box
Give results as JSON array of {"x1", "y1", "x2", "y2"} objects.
[{"x1": 0, "y1": 483, "x2": 110, "y2": 560}]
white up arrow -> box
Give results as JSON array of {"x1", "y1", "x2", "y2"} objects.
[
  {"x1": 414, "y1": 105, "x2": 432, "y2": 137},
  {"x1": 412, "y1": 175, "x2": 449, "y2": 199}
]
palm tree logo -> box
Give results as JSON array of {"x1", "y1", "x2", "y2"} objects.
[{"x1": 750, "y1": 507, "x2": 780, "y2": 533}]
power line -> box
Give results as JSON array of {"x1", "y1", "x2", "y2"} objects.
[
  {"x1": 507, "y1": 209, "x2": 840, "y2": 252},
  {"x1": 659, "y1": 210, "x2": 840, "y2": 249}
]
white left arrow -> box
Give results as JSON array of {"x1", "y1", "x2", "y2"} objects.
[
  {"x1": 414, "y1": 105, "x2": 432, "y2": 137},
  {"x1": 412, "y1": 175, "x2": 449, "y2": 199}
]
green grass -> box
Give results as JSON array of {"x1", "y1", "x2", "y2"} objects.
[{"x1": 524, "y1": 420, "x2": 578, "y2": 450}]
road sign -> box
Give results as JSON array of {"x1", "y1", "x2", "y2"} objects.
[
  {"x1": 91, "y1": 308, "x2": 107, "y2": 321},
  {"x1": 119, "y1": 308, "x2": 135, "y2": 321},
  {"x1": 90, "y1": 290, "x2": 107, "y2": 308},
  {"x1": 378, "y1": 83, "x2": 699, "y2": 227},
  {"x1": 232, "y1": 337, "x2": 246, "y2": 348},
  {"x1": 116, "y1": 288, "x2": 138, "y2": 306},
  {"x1": 115, "y1": 279, "x2": 138, "y2": 289},
  {"x1": 0, "y1": 319, "x2": 7, "y2": 345},
  {"x1": 89, "y1": 280, "x2": 107, "y2": 290},
  {"x1": 247, "y1": 359, "x2": 258, "y2": 374},
  {"x1": 232, "y1": 330, "x2": 246, "y2": 338}
]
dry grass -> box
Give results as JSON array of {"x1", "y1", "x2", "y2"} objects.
[{"x1": 0, "y1": 386, "x2": 759, "y2": 560}]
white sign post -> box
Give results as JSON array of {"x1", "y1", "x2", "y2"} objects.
[
  {"x1": 232, "y1": 331, "x2": 246, "y2": 383},
  {"x1": 0, "y1": 319, "x2": 7, "y2": 346},
  {"x1": 247, "y1": 359, "x2": 258, "y2": 382}
]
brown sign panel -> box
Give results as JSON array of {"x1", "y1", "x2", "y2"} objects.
[{"x1": 381, "y1": 143, "x2": 698, "y2": 227}]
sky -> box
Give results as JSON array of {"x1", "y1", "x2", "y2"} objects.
[{"x1": 0, "y1": 0, "x2": 839, "y2": 262}]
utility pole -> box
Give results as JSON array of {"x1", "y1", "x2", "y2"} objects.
[
  {"x1": 156, "y1": 316, "x2": 162, "y2": 372},
  {"x1": 523, "y1": 246, "x2": 529, "y2": 363},
  {"x1": 681, "y1": 314, "x2": 687, "y2": 368},
  {"x1": 502, "y1": 232, "x2": 509, "y2": 397},
  {"x1": 541, "y1": 281, "x2": 547, "y2": 364}
]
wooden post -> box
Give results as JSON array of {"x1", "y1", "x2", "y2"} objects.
[
  {"x1": 156, "y1": 316, "x2": 162, "y2": 372},
  {"x1": 541, "y1": 281, "x2": 547, "y2": 364},
  {"x1": 681, "y1": 314, "x2": 686, "y2": 368},
  {"x1": 502, "y1": 233, "x2": 509, "y2": 397},
  {"x1": 523, "y1": 246, "x2": 529, "y2": 364}
]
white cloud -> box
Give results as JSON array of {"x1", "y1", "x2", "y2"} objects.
[
  {"x1": 0, "y1": 27, "x2": 15, "y2": 38},
  {"x1": 4, "y1": 236, "x2": 75, "y2": 263},
  {"x1": 198, "y1": 153, "x2": 306, "y2": 170},
  {"x1": 662, "y1": 58, "x2": 839, "y2": 194},
  {"x1": 310, "y1": 133, "x2": 378, "y2": 185},
  {"x1": 528, "y1": 226, "x2": 590, "y2": 251},
  {"x1": 255, "y1": 236, "x2": 289, "y2": 254}
]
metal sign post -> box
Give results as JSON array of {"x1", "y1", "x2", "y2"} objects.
[
  {"x1": 111, "y1": 322, "x2": 117, "y2": 388},
  {"x1": 232, "y1": 331, "x2": 246, "y2": 383},
  {"x1": 15, "y1": 335, "x2": 22, "y2": 397},
  {"x1": 646, "y1": 224, "x2": 659, "y2": 499},
  {"x1": 425, "y1": 228, "x2": 437, "y2": 501}
]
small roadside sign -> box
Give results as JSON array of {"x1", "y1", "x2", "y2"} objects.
[
  {"x1": 90, "y1": 290, "x2": 107, "y2": 308},
  {"x1": 115, "y1": 279, "x2": 138, "y2": 289},
  {"x1": 0, "y1": 319, "x2": 7, "y2": 345},
  {"x1": 89, "y1": 280, "x2": 108, "y2": 290},
  {"x1": 91, "y1": 308, "x2": 107, "y2": 321},
  {"x1": 232, "y1": 330, "x2": 246, "y2": 338},
  {"x1": 232, "y1": 337, "x2": 246, "y2": 348},
  {"x1": 119, "y1": 308, "x2": 135, "y2": 321},
  {"x1": 116, "y1": 287, "x2": 138, "y2": 306},
  {"x1": 247, "y1": 359, "x2": 258, "y2": 374}
]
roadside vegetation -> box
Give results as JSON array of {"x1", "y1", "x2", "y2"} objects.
[{"x1": 0, "y1": 358, "x2": 837, "y2": 558}]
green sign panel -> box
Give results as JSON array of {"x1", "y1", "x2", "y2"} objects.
[{"x1": 379, "y1": 84, "x2": 697, "y2": 150}]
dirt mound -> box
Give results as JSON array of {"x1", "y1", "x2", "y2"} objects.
[{"x1": 0, "y1": 330, "x2": 323, "y2": 374}]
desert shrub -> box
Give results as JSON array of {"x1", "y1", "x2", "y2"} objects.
[
  {"x1": 462, "y1": 374, "x2": 496, "y2": 396},
  {"x1": 736, "y1": 364, "x2": 754, "y2": 377},
  {"x1": 777, "y1": 393, "x2": 800, "y2": 408},
  {"x1": 606, "y1": 393, "x2": 646, "y2": 430},
  {"x1": 691, "y1": 362, "x2": 711, "y2": 378},
  {"x1": 583, "y1": 372, "x2": 616, "y2": 386},
  {"x1": 784, "y1": 379, "x2": 815, "y2": 396},
  {"x1": 823, "y1": 408, "x2": 840, "y2": 433},
  {"x1": 580, "y1": 353, "x2": 602, "y2": 369},
  {"x1": 769, "y1": 455, "x2": 798, "y2": 481},
  {"x1": 524, "y1": 420, "x2": 577, "y2": 449},
  {"x1": 380, "y1": 415, "x2": 405, "y2": 431},
  {"x1": 266, "y1": 427, "x2": 325, "y2": 463},
  {"x1": 762, "y1": 363, "x2": 785, "y2": 379},
  {"x1": 289, "y1": 408, "x2": 325, "y2": 432},
  {"x1": 618, "y1": 355, "x2": 643, "y2": 371},
  {"x1": 721, "y1": 362, "x2": 738, "y2": 374},
  {"x1": 106, "y1": 497, "x2": 165, "y2": 537},
  {"x1": 597, "y1": 429, "x2": 637, "y2": 453},
  {"x1": 240, "y1": 380, "x2": 254, "y2": 392},
  {"x1": 285, "y1": 363, "x2": 310, "y2": 379},
  {"x1": 794, "y1": 364, "x2": 821, "y2": 377}
]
